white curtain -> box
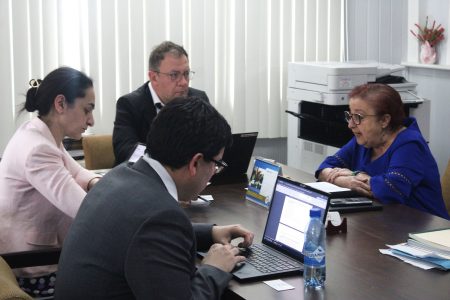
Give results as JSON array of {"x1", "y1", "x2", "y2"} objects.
[{"x1": 0, "y1": 0, "x2": 343, "y2": 154}]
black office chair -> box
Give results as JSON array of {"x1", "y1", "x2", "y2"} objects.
[{"x1": 0, "y1": 248, "x2": 61, "y2": 300}]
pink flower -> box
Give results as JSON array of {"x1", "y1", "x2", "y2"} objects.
[{"x1": 410, "y1": 16, "x2": 445, "y2": 47}]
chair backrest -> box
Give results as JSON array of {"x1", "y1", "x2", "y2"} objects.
[
  {"x1": 441, "y1": 159, "x2": 450, "y2": 215},
  {"x1": 0, "y1": 257, "x2": 32, "y2": 300},
  {"x1": 0, "y1": 249, "x2": 61, "y2": 300},
  {"x1": 82, "y1": 135, "x2": 115, "y2": 170}
]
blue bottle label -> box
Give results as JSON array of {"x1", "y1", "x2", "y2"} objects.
[{"x1": 304, "y1": 246, "x2": 325, "y2": 266}]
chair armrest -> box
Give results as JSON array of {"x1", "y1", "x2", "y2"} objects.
[{"x1": 1, "y1": 248, "x2": 61, "y2": 269}]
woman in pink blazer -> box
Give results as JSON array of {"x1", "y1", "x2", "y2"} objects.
[{"x1": 0, "y1": 67, "x2": 101, "y2": 297}]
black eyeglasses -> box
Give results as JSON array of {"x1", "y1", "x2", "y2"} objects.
[
  {"x1": 154, "y1": 70, "x2": 195, "y2": 82},
  {"x1": 208, "y1": 158, "x2": 228, "y2": 174},
  {"x1": 344, "y1": 111, "x2": 378, "y2": 125}
]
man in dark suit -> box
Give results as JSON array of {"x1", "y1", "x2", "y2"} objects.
[
  {"x1": 113, "y1": 41, "x2": 209, "y2": 165},
  {"x1": 56, "y1": 97, "x2": 253, "y2": 299}
]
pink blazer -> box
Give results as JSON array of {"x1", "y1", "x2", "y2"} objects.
[{"x1": 0, "y1": 118, "x2": 98, "y2": 277}]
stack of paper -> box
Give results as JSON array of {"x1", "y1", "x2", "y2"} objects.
[
  {"x1": 409, "y1": 229, "x2": 450, "y2": 253},
  {"x1": 380, "y1": 228, "x2": 450, "y2": 270},
  {"x1": 305, "y1": 182, "x2": 356, "y2": 198}
]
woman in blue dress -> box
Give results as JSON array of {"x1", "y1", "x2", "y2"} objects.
[{"x1": 316, "y1": 83, "x2": 449, "y2": 219}]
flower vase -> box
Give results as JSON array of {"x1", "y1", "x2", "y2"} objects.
[{"x1": 420, "y1": 41, "x2": 437, "y2": 64}]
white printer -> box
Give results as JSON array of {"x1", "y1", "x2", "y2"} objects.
[
  {"x1": 286, "y1": 61, "x2": 430, "y2": 174},
  {"x1": 287, "y1": 61, "x2": 421, "y2": 105}
]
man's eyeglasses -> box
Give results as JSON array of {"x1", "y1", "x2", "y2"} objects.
[
  {"x1": 208, "y1": 158, "x2": 228, "y2": 174},
  {"x1": 344, "y1": 111, "x2": 378, "y2": 125},
  {"x1": 154, "y1": 70, "x2": 195, "y2": 82}
]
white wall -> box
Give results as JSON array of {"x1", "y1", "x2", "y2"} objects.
[
  {"x1": 406, "y1": 67, "x2": 450, "y2": 176},
  {"x1": 347, "y1": 0, "x2": 450, "y2": 175}
]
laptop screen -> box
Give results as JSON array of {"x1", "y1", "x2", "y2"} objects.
[
  {"x1": 262, "y1": 176, "x2": 330, "y2": 261},
  {"x1": 210, "y1": 132, "x2": 258, "y2": 184}
]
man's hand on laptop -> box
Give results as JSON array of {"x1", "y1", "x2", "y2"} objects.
[
  {"x1": 201, "y1": 244, "x2": 246, "y2": 273},
  {"x1": 212, "y1": 224, "x2": 254, "y2": 248}
]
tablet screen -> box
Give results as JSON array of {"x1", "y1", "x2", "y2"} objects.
[{"x1": 246, "y1": 158, "x2": 282, "y2": 207}]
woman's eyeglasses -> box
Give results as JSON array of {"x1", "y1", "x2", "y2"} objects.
[{"x1": 344, "y1": 111, "x2": 378, "y2": 125}]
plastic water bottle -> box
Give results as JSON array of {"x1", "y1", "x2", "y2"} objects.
[{"x1": 303, "y1": 207, "x2": 326, "y2": 289}]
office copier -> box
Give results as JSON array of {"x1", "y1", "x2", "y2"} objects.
[{"x1": 287, "y1": 61, "x2": 430, "y2": 174}]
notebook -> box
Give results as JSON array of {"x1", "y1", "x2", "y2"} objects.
[
  {"x1": 200, "y1": 176, "x2": 331, "y2": 282},
  {"x1": 305, "y1": 181, "x2": 359, "y2": 198},
  {"x1": 210, "y1": 132, "x2": 258, "y2": 184},
  {"x1": 245, "y1": 158, "x2": 282, "y2": 208}
]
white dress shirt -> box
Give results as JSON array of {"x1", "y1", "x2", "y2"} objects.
[
  {"x1": 148, "y1": 82, "x2": 164, "y2": 112},
  {"x1": 142, "y1": 153, "x2": 178, "y2": 202}
]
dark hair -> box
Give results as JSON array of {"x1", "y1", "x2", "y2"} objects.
[
  {"x1": 147, "y1": 97, "x2": 232, "y2": 169},
  {"x1": 348, "y1": 83, "x2": 405, "y2": 131},
  {"x1": 148, "y1": 41, "x2": 189, "y2": 71},
  {"x1": 22, "y1": 67, "x2": 93, "y2": 116}
]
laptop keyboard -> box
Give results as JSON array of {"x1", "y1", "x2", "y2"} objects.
[{"x1": 244, "y1": 244, "x2": 301, "y2": 273}]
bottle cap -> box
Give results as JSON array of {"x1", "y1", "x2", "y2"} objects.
[{"x1": 309, "y1": 207, "x2": 321, "y2": 218}]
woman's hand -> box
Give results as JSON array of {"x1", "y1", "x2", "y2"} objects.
[
  {"x1": 351, "y1": 173, "x2": 373, "y2": 197},
  {"x1": 320, "y1": 168, "x2": 373, "y2": 197},
  {"x1": 325, "y1": 168, "x2": 353, "y2": 183},
  {"x1": 339, "y1": 173, "x2": 372, "y2": 197}
]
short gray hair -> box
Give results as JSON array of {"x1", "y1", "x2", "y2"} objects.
[{"x1": 148, "y1": 41, "x2": 189, "y2": 71}]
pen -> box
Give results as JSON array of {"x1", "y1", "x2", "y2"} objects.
[{"x1": 197, "y1": 195, "x2": 211, "y2": 202}]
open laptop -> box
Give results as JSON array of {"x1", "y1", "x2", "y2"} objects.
[
  {"x1": 210, "y1": 132, "x2": 258, "y2": 184},
  {"x1": 200, "y1": 176, "x2": 331, "y2": 282}
]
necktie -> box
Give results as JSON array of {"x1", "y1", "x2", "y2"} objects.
[{"x1": 155, "y1": 102, "x2": 163, "y2": 110}]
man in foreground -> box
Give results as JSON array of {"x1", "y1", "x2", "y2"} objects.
[{"x1": 56, "y1": 97, "x2": 253, "y2": 299}]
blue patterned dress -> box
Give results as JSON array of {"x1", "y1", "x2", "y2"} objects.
[{"x1": 316, "y1": 117, "x2": 449, "y2": 219}]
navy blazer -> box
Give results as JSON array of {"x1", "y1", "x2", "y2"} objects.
[
  {"x1": 56, "y1": 159, "x2": 231, "y2": 299},
  {"x1": 112, "y1": 82, "x2": 209, "y2": 165}
]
